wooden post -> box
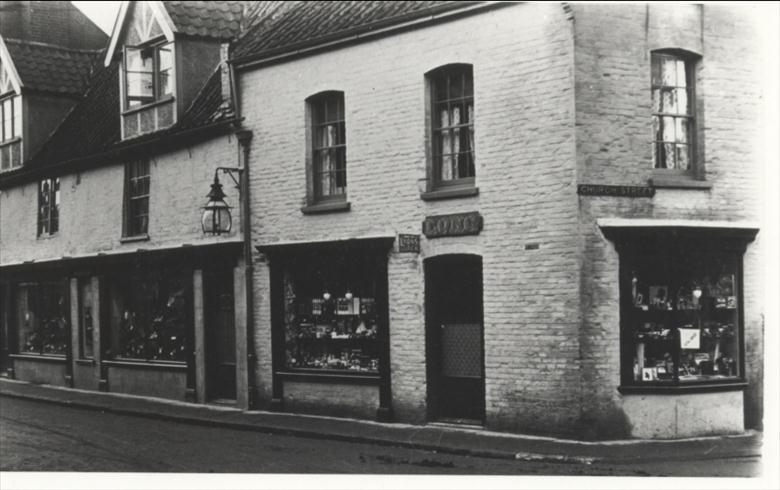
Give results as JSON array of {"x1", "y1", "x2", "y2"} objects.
[
  {"x1": 91, "y1": 276, "x2": 102, "y2": 390},
  {"x1": 67, "y1": 278, "x2": 78, "y2": 387},
  {"x1": 234, "y1": 263, "x2": 249, "y2": 409},
  {"x1": 193, "y1": 269, "x2": 206, "y2": 403}
]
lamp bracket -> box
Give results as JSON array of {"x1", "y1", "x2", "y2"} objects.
[{"x1": 215, "y1": 166, "x2": 243, "y2": 187}]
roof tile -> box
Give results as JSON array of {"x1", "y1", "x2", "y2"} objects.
[{"x1": 4, "y1": 40, "x2": 102, "y2": 95}]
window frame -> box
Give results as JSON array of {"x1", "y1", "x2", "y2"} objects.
[
  {"x1": 302, "y1": 91, "x2": 350, "y2": 214},
  {"x1": 651, "y1": 50, "x2": 702, "y2": 181},
  {"x1": 122, "y1": 40, "x2": 174, "y2": 111},
  {"x1": 612, "y1": 230, "x2": 750, "y2": 393},
  {"x1": 37, "y1": 177, "x2": 60, "y2": 237},
  {"x1": 424, "y1": 64, "x2": 476, "y2": 197},
  {"x1": 123, "y1": 160, "x2": 150, "y2": 238}
]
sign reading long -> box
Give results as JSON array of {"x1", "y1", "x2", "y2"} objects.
[{"x1": 422, "y1": 212, "x2": 483, "y2": 238}]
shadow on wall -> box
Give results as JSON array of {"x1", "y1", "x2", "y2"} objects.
[{"x1": 578, "y1": 404, "x2": 632, "y2": 440}]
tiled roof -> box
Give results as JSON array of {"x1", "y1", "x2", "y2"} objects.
[
  {"x1": 31, "y1": 64, "x2": 235, "y2": 166},
  {"x1": 232, "y1": 1, "x2": 475, "y2": 61},
  {"x1": 164, "y1": 0, "x2": 250, "y2": 39},
  {"x1": 178, "y1": 67, "x2": 236, "y2": 130},
  {"x1": 4, "y1": 39, "x2": 102, "y2": 95},
  {"x1": 31, "y1": 62, "x2": 121, "y2": 164}
]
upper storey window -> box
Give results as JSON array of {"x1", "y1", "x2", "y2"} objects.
[
  {"x1": 0, "y1": 57, "x2": 22, "y2": 172},
  {"x1": 651, "y1": 52, "x2": 696, "y2": 173},
  {"x1": 431, "y1": 65, "x2": 475, "y2": 187},
  {"x1": 311, "y1": 92, "x2": 347, "y2": 201},
  {"x1": 124, "y1": 42, "x2": 173, "y2": 108}
]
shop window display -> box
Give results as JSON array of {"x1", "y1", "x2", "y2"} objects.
[
  {"x1": 110, "y1": 266, "x2": 188, "y2": 362},
  {"x1": 623, "y1": 252, "x2": 741, "y2": 385},
  {"x1": 282, "y1": 254, "x2": 381, "y2": 373},
  {"x1": 16, "y1": 282, "x2": 69, "y2": 356}
]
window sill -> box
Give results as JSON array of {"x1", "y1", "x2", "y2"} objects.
[
  {"x1": 301, "y1": 201, "x2": 351, "y2": 215},
  {"x1": 75, "y1": 358, "x2": 96, "y2": 366},
  {"x1": 277, "y1": 369, "x2": 380, "y2": 385},
  {"x1": 122, "y1": 95, "x2": 175, "y2": 116},
  {"x1": 421, "y1": 186, "x2": 479, "y2": 201},
  {"x1": 10, "y1": 353, "x2": 67, "y2": 363},
  {"x1": 649, "y1": 175, "x2": 712, "y2": 190},
  {"x1": 0, "y1": 136, "x2": 22, "y2": 148},
  {"x1": 36, "y1": 232, "x2": 59, "y2": 241},
  {"x1": 618, "y1": 380, "x2": 747, "y2": 395},
  {"x1": 120, "y1": 234, "x2": 150, "y2": 244},
  {"x1": 104, "y1": 359, "x2": 187, "y2": 371}
]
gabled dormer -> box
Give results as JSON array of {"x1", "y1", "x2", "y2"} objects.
[
  {"x1": 106, "y1": 1, "x2": 247, "y2": 140},
  {"x1": 0, "y1": 36, "x2": 23, "y2": 172}
]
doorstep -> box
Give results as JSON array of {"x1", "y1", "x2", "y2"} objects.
[{"x1": 0, "y1": 378, "x2": 762, "y2": 465}]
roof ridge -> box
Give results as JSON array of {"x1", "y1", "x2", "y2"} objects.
[{"x1": 2, "y1": 38, "x2": 105, "y2": 54}]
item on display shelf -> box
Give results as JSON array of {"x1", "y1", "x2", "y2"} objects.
[
  {"x1": 679, "y1": 327, "x2": 701, "y2": 350},
  {"x1": 337, "y1": 297, "x2": 360, "y2": 315},
  {"x1": 360, "y1": 298, "x2": 376, "y2": 315},
  {"x1": 726, "y1": 296, "x2": 737, "y2": 309},
  {"x1": 634, "y1": 293, "x2": 645, "y2": 308},
  {"x1": 312, "y1": 298, "x2": 324, "y2": 316},
  {"x1": 642, "y1": 367, "x2": 657, "y2": 381},
  {"x1": 648, "y1": 285, "x2": 671, "y2": 309}
]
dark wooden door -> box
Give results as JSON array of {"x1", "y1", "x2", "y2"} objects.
[
  {"x1": 425, "y1": 255, "x2": 485, "y2": 423},
  {"x1": 205, "y1": 269, "x2": 236, "y2": 401}
]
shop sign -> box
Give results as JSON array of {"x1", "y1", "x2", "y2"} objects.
[
  {"x1": 577, "y1": 184, "x2": 655, "y2": 198},
  {"x1": 423, "y1": 212, "x2": 483, "y2": 239},
  {"x1": 398, "y1": 234, "x2": 420, "y2": 253}
]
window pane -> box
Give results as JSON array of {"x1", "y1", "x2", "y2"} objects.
[
  {"x1": 676, "y1": 88, "x2": 689, "y2": 116},
  {"x1": 13, "y1": 96, "x2": 21, "y2": 138},
  {"x1": 675, "y1": 118, "x2": 689, "y2": 144},
  {"x1": 158, "y1": 44, "x2": 173, "y2": 71},
  {"x1": 127, "y1": 72, "x2": 154, "y2": 98},
  {"x1": 126, "y1": 48, "x2": 152, "y2": 72},
  {"x1": 660, "y1": 88, "x2": 676, "y2": 114},
  {"x1": 676, "y1": 144, "x2": 690, "y2": 170},
  {"x1": 2, "y1": 99, "x2": 11, "y2": 141},
  {"x1": 663, "y1": 143, "x2": 676, "y2": 169},
  {"x1": 661, "y1": 116, "x2": 676, "y2": 143},
  {"x1": 660, "y1": 56, "x2": 677, "y2": 86},
  {"x1": 158, "y1": 69, "x2": 172, "y2": 96}
]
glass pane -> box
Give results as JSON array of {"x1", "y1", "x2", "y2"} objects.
[
  {"x1": 435, "y1": 76, "x2": 448, "y2": 102},
  {"x1": 127, "y1": 72, "x2": 154, "y2": 98},
  {"x1": 677, "y1": 88, "x2": 689, "y2": 116},
  {"x1": 2, "y1": 99, "x2": 11, "y2": 141},
  {"x1": 660, "y1": 88, "x2": 676, "y2": 114},
  {"x1": 663, "y1": 143, "x2": 677, "y2": 169},
  {"x1": 158, "y1": 69, "x2": 172, "y2": 96},
  {"x1": 158, "y1": 44, "x2": 173, "y2": 71},
  {"x1": 651, "y1": 55, "x2": 663, "y2": 86},
  {"x1": 676, "y1": 144, "x2": 690, "y2": 170},
  {"x1": 464, "y1": 72, "x2": 473, "y2": 97},
  {"x1": 13, "y1": 96, "x2": 21, "y2": 138},
  {"x1": 675, "y1": 118, "x2": 688, "y2": 144},
  {"x1": 436, "y1": 104, "x2": 449, "y2": 129},
  {"x1": 675, "y1": 59, "x2": 687, "y2": 86},
  {"x1": 449, "y1": 73, "x2": 463, "y2": 100},
  {"x1": 661, "y1": 116, "x2": 676, "y2": 143},
  {"x1": 660, "y1": 56, "x2": 677, "y2": 86},
  {"x1": 126, "y1": 48, "x2": 152, "y2": 72}
]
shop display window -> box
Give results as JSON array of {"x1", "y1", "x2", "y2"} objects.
[
  {"x1": 109, "y1": 266, "x2": 188, "y2": 362},
  {"x1": 622, "y1": 252, "x2": 741, "y2": 385},
  {"x1": 282, "y1": 253, "x2": 381, "y2": 373},
  {"x1": 16, "y1": 282, "x2": 69, "y2": 356}
]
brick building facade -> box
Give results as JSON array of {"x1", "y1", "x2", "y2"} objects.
[{"x1": 0, "y1": 1, "x2": 768, "y2": 440}]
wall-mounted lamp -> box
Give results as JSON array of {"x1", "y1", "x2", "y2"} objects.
[
  {"x1": 322, "y1": 291, "x2": 331, "y2": 301},
  {"x1": 202, "y1": 167, "x2": 242, "y2": 236}
]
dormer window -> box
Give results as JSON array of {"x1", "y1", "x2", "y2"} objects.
[
  {"x1": 0, "y1": 94, "x2": 22, "y2": 171},
  {"x1": 124, "y1": 42, "x2": 173, "y2": 109}
]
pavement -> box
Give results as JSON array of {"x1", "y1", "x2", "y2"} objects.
[{"x1": 0, "y1": 378, "x2": 763, "y2": 465}]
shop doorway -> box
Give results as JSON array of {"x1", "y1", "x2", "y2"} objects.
[
  {"x1": 425, "y1": 254, "x2": 485, "y2": 423},
  {"x1": 204, "y1": 269, "x2": 236, "y2": 401}
]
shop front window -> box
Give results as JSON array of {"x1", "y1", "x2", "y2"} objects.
[
  {"x1": 281, "y1": 252, "x2": 381, "y2": 373},
  {"x1": 16, "y1": 282, "x2": 69, "y2": 356},
  {"x1": 622, "y1": 251, "x2": 742, "y2": 385},
  {"x1": 109, "y1": 265, "x2": 188, "y2": 362}
]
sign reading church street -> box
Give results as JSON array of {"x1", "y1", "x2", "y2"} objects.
[
  {"x1": 577, "y1": 184, "x2": 655, "y2": 198},
  {"x1": 423, "y1": 212, "x2": 483, "y2": 238}
]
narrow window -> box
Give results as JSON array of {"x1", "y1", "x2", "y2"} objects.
[
  {"x1": 651, "y1": 52, "x2": 696, "y2": 172},
  {"x1": 430, "y1": 65, "x2": 475, "y2": 187},
  {"x1": 310, "y1": 92, "x2": 347, "y2": 201},
  {"x1": 124, "y1": 160, "x2": 150, "y2": 237},
  {"x1": 79, "y1": 278, "x2": 94, "y2": 359},
  {"x1": 37, "y1": 177, "x2": 60, "y2": 236}
]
